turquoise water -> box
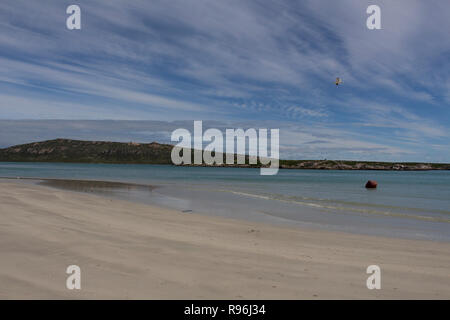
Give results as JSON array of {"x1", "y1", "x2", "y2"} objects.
[{"x1": 1, "y1": 162, "x2": 449, "y2": 241}]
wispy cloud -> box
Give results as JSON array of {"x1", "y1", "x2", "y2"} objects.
[{"x1": 0, "y1": 0, "x2": 449, "y2": 161}]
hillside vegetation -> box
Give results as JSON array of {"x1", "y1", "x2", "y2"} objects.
[{"x1": 0, "y1": 139, "x2": 449, "y2": 170}]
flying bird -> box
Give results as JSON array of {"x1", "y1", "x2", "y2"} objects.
[{"x1": 335, "y1": 77, "x2": 342, "y2": 86}]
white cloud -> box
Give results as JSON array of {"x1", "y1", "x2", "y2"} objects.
[{"x1": 0, "y1": 1, "x2": 448, "y2": 161}]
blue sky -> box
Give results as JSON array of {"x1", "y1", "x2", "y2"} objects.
[{"x1": 0, "y1": 0, "x2": 449, "y2": 161}]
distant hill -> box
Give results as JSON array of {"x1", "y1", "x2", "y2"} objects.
[
  {"x1": 0, "y1": 139, "x2": 173, "y2": 164},
  {"x1": 0, "y1": 139, "x2": 449, "y2": 170},
  {"x1": 279, "y1": 159, "x2": 450, "y2": 171}
]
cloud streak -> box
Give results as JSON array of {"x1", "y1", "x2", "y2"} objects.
[{"x1": 0, "y1": 0, "x2": 448, "y2": 161}]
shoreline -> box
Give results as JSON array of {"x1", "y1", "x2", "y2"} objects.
[
  {"x1": 0, "y1": 180, "x2": 449, "y2": 299},
  {"x1": 1, "y1": 162, "x2": 450, "y2": 172},
  {"x1": 2, "y1": 176, "x2": 450, "y2": 243}
]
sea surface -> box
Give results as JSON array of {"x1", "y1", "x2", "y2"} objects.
[{"x1": 1, "y1": 162, "x2": 449, "y2": 242}]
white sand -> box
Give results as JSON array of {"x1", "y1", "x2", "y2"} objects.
[{"x1": 0, "y1": 180, "x2": 449, "y2": 299}]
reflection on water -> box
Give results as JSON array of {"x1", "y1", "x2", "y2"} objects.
[{"x1": 37, "y1": 179, "x2": 155, "y2": 197}]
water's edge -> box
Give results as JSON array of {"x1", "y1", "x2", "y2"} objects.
[{"x1": 1, "y1": 162, "x2": 449, "y2": 242}]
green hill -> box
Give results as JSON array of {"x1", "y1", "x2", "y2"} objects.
[{"x1": 0, "y1": 139, "x2": 173, "y2": 164}]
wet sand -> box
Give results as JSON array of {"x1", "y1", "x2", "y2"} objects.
[{"x1": 0, "y1": 179, "x2": 449, "y2": 299}]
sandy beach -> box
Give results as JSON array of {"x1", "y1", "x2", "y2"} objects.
[{"x1": 0, "y1": 179, "x2": 449, "y2": 299}]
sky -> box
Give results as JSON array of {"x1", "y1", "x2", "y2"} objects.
[{"x1": 0, "y1": 0, "x2": 449, "y2": 161}]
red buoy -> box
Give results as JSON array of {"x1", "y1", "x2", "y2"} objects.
[{"x1": 365, "y1": 180, "x2": 378, "y2": 189}]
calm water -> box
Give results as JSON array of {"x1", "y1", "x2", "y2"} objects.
[{"x1": 1, "y1": 162, "x2": 449, "y2": 241}]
